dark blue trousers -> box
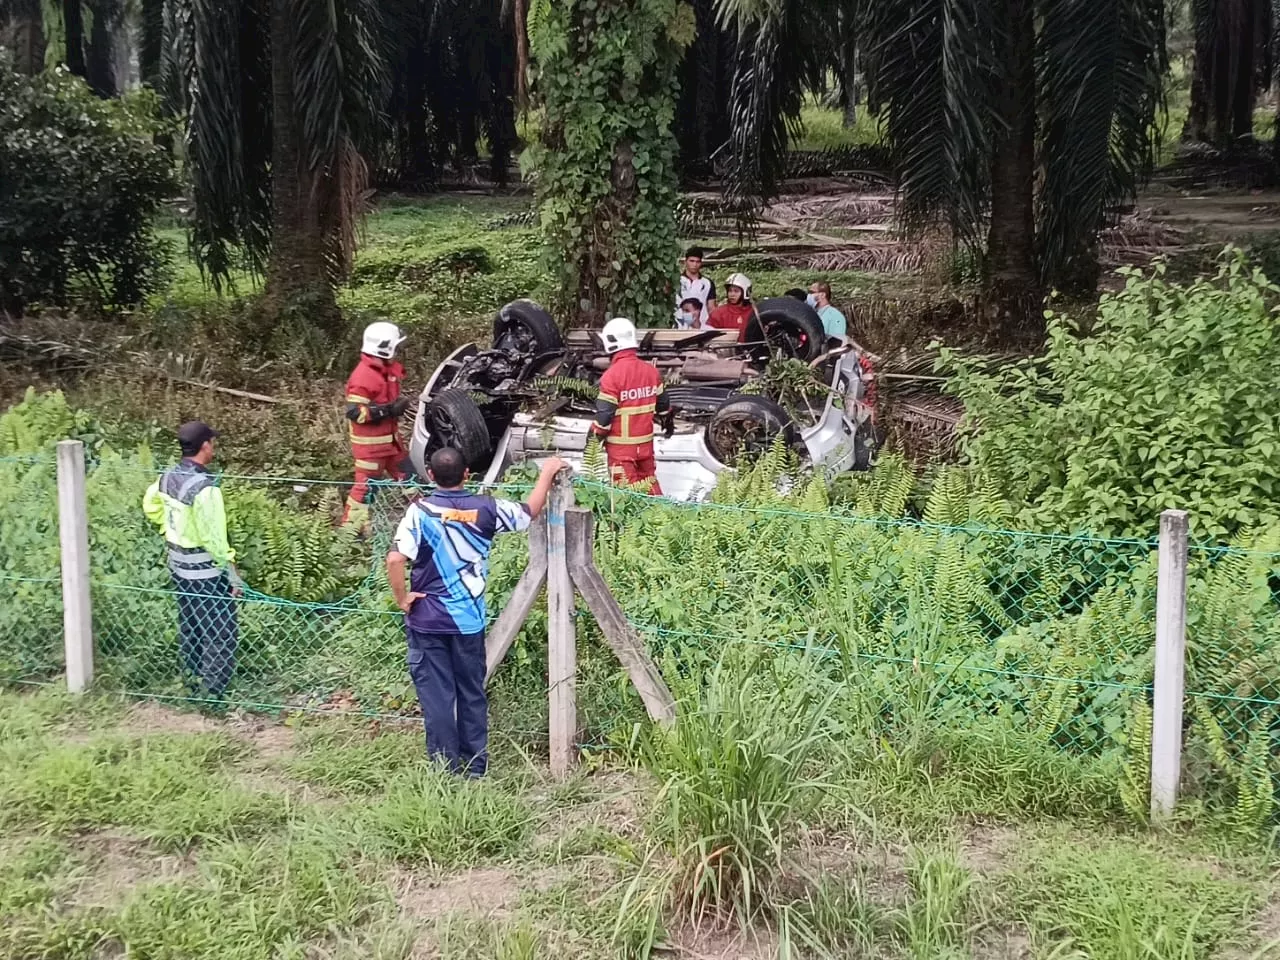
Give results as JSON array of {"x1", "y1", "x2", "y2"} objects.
[
  {"x1": 173, "y1": 573, "x2": 238, "y2": 697},
  {"x1": 406, "y1": 627, "x2": 488, "y2": 776}
]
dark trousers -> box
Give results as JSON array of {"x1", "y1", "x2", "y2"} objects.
[
  {"x1": 173, "y1": 573, "x2": 238, "y2": 697},
  {"x1": 406, "y1": 627, "x2": 488, "y2": 776}
]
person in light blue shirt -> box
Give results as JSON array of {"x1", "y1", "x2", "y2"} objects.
[
  {"x1": 807, "y1": 280, "x2": 848, "y2": 339},
  {"x1": 386, "y1": 448, "x2": 565, "y2": 776}
]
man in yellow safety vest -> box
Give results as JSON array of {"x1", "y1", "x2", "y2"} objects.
[{"x1": 142, "y1": 421, "x2": 241, "y2": 701}]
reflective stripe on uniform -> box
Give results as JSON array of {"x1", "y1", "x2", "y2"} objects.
[
  {"x1": 605, "y1": 434, "x2": 653, "y2": 446},
  {"x1": 172, "y1": 565, "x2": 224, "y2": 581},
  {"x1": 165, "y1": 540, "x2": 219, "y2": 578},
  {"x1": 169, "y1": 549, "x2": 214, "y2": 565},
  {"x1": 620, "y1": 404, "x2": 657, "y2": 416},
  {"x1": 354, "y1": 459, "x2": 381, "y2": 470},
  {"x1": 597, "y1": 392, "x2": 619, "y2": 404},
  {"x1": 350, "y1": 433, "x2": 396, "y2": 444},
  {"x1": 175, "y1": 471, "x2": 209, "y2": 503},
  {"x1": 346, "y1": 394, "x2": 372, "y2": 403}
]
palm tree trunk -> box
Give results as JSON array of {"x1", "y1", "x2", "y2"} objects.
[
  {"x1": 2, "y1": 0, "x2": 46, "y2": 74},
  {"x1": 983, "y1": 0, "x2": 1040, "y2": 332},
  {"x1": 62, "y1": 0, "x2": 87, "y2": 77},
  {"x1": 262, "y1": 0, "x2": 340, "y2": 331},
  {"x1": 86, "y1": 0, "x2": 117, "y2": 97},
  {"x1": 139, "y1": 0, "x2": 163, "y2": 87},
  {"x1": 1183, "y1": 49, "x2": 1210, "y2": 142}
]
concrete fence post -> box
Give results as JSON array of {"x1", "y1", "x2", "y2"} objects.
[
  {"x1": 1151, "y1": 508, "x2": 1189, "y2": 820},
  {"x1": 56, "y1": 439, "x2": 94, "y2": 693}
]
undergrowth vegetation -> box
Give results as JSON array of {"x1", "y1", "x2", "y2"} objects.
[
  {"x1": 4, "y1": 252, "x2": 1280, "y2": 955},
  {"x1": 4, "y1": 382, "x2": 1279, "y2": 840},
  {"x1": 942, "y1": 252, "x2": 1280, "y2": 541}
]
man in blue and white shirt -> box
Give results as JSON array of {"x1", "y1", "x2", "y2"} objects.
[{"x1": 387, "y1": 448, "x2": 565, "y2": 775}]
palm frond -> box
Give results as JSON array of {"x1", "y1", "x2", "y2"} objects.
[
  {"x1": 713, "y1": 0, "x2": 835, "y2": 218},
  {"x1": 1036, "y1": 0, "x2": 1165, "y2": 288},
  {"x1": 289, "y1": 0, "x2": 343, "y2": 175},
  {"x1": 139, "y1": 0, "x2": 164, "y2": 85},
  {"x1": 159, "y1": 0, "x2": 193, "y2": 116},
  {"x1": 864, "y1": 0, "x2": 999, "y2": 251},
  {"x1": 186, "y1": 0, "x2": 258, "y2": 285},
  {"x1": 237, "y1": 0, "x2": 273, "y2": 271}
]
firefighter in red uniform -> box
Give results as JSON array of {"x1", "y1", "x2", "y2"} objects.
[
  {"x1": 590, "y1": 317, "x2": 672, "y2": 495},
  {"x1": 342, "y1": 322, "x2": 412, "y2": 527}
]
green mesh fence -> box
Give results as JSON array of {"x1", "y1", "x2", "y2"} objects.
[
  {"x1": 2, "y1": 449, "x2": 1279, "y2": 820},
  {"x1": 1181, "y1": 541, "x2": 1280, "y2": 830},
  {"x1": 1, "y1": 454, "x2": 65, "y2": 683},
  {"x1": 573, "y1": 479, "x2": 1159, "y2": 771}
]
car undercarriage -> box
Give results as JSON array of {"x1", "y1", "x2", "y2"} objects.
[{"x1": 410, "y1": 299, "x2": 879, "y2": 500}]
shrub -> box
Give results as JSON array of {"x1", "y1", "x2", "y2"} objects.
[
  {"x1": 940, "y1": 252, "x2": 1280, "y2": 541},
  {"x1": 0, "y1": 61, "x2": 176, "y2": 313}
]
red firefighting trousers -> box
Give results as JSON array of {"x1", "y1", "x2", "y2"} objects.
[
  {"x1": 607, "y1": 453, "x2": 663, "y2": 496},
  {"x1": 342, "y1": 451, "x2": 409, "y2": 525}
]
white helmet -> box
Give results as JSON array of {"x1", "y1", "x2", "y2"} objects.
[
  {"x1": 361, "y1": 322, "x2": 406, "y2": 360},
  {"x1": 725, "y1": 272, "x2": 753, "y2": 300},
  {"x1": 600, "y1": 317, "x2": 638, "y2": 355}
]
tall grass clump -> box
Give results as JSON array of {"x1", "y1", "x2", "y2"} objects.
[{"x1": 617, "y1": 648, "x2": 839, "y2": 938}]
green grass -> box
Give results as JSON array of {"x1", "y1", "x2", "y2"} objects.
[
  {"x1": 796, "y1": 97, "x2": 882, "y2": 152},
  {"x1": 110, "y1": 836, "x2": 393, "y2": 960},
  {"x1": 1005, "y1": 831, "x2": 1267, "y2": 960},
  {"x1": 2, "y1": 674, "x2": 1279, "y2": 960},
  {"x1": 289, "y1": 723, "x2": 429, "y2": 793},
  {"x1": 0, "y1": 730, "x2": 288, "y2": 849},
  {"x1": 345, "y1": 766, "x2": 535, "y2": 866}
]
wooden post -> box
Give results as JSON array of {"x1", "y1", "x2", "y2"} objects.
[
  {"x1": 485, "y1": 514, "x2": 547, "y2": 683},
  {"x1": 1151, "y1": 508, "x2": 1189, "y2": 820},
  {"x1": 546, "y1": 469, "x2": 577, "y2": 777},
  {"x1": 566, "y1": 508, "x2": 676, "y2": 724},
  {"x1": 56, "y1": 440, "x2": 93, "y2": 693}
]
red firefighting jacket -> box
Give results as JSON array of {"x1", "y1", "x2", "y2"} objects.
[
  {"x1": 708, "y1": 302, "x2": 754, "y2": 342},
  {"x1": 345, "y1": 354, "x2": 406, "y2": 460},
  {"x1": 590, "y1": 349, "x2": 670, "y2": 461}
]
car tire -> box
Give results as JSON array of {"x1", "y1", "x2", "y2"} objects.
[
  {"x1": 744, "y1": 297, "x2": 826, "y2": 362},
  {"x1": 426, "y1": 389, "x2": 492, "y2": 469},
  {"x1": 705, "y1": 394, "x2": 798, "y2": 466},
  {"x1": 852, "y1": 420, "x2": 883, "y2": 471},
  {"x1": 492, "y1": 300, "x2": 564, "y2": 355}
]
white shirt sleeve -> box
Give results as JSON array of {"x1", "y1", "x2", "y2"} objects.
[
  {"x1": 494, "y1": 498, "x2": 533, "y2": 534},
  {"x1": 392, "y1": 505, "x2": 420, "y2": 561}
]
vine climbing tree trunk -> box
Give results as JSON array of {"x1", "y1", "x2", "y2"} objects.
[{"x1": 527, "y1": 0, "x2": 694, "y2": 328}]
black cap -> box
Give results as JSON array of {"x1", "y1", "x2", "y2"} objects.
[{"x1": 177, "y1": 421, "x2": 218, "y2": 455}]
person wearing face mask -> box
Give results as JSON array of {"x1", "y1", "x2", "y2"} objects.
[
  {"x1": 675, "y1": 296, "x2": 703, "y2": 329},
  {"x1": 807, "y1": 281, "x2": 848, "y2": 339},
  {"x1": 707, "y1": 272, "x2": 755, "y2": 341},
  {"x1": 676, "y1": 247, "x2": 716, "y2": 326}
]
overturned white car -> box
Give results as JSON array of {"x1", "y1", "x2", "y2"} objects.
[{"x1": 409, "y1": 299, "x2": 879, "y2": 501}]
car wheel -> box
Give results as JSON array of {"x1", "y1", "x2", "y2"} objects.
[
  {"x1": 744, "y1": 297, "x2": 826, "y2": 363},
  {"x1": 426, "y1": 389, "x2": 493, "y2": 469},
  {"x1": 705, "y1": 394, "x2": 798, "y2": 466},
  {"x1": 852, "y1": 420, "x2": 883, "y2": 471},
  {"x1": 493, "y1": 300, "x2": 564, "y2": 355}
]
